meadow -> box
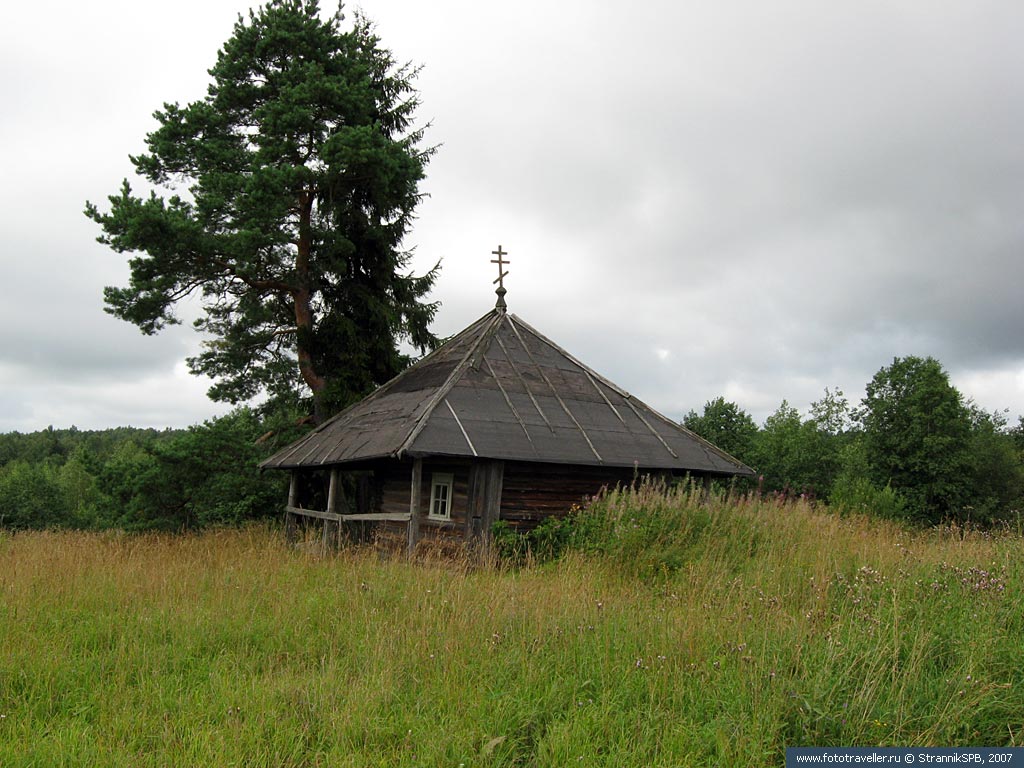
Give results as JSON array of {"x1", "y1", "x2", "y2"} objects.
[{"x1": 1, "y1": 487, "x2": 1022, "y2": 767}]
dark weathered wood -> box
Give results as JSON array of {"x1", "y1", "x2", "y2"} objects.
[
  {"x1": 491, "y1": 244, "x2": 510, "y2": 310},
  {"x1": 286, "y1": 505, "x2": 409, "y2": 523},
  {"x1": 481, "y1": 460, "x2": 504, "y2": 544},
  {"x1": 285, "y1": 512, "x2": 297, "y2": 544},
  {"x1": 286, "y1": 505, "x2": 344, "y2": 523},
  {"x1": 356, "y1": 474, "x2": 373, "y2": 516},
  {"x1": 260, "y1": 308, "x2": 753, "y2": 479},
  {"x1": 466, "y1": 464, "x2": 482, "y2": 538},
  {"x1": 407, "y1": 457, "x2": 422, "y2": 554},
  {"x1": 498, "y1": 460, "x2": 638, "y2": 531},
  {"x1": 342, "y1": 512, "x2": 411, "y2": 522},
  {"x1": 327, "y1": 468, "x2": 339, "y2": 513},
  {"x1": 445, "y1": 400, "x2": 478, "y2": 456},
  {"x1": 320, "y1": 468, "x2": 337, "y2": 551},
  {"x1": 505, "y1": 318, "x2": 602, "y2": 462},
  {"x1": 467, "y1": 460, "x2": 504, "y2": 541},
  {"x1": 377, "y1": 458, "x2": 470, "y2": 537},
  {"x1": 285, "y1": 473, "x2": 299, "y2": 544},
  {"x1": 283, "y1": 452, "x2": 677, "y2": 551},
  {"x1": 322, "y1": 519, "x2": 335, "y2": 553}
]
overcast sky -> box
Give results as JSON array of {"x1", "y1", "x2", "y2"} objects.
[{"x1": 2, "y1": 0, "x2": 1023, "y2": 433}]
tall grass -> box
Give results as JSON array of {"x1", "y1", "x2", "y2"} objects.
[{"x1": 1, "y1": 488, "x2": 1021, "y2": 766}]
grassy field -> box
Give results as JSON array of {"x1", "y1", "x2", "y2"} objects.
[{"x1": 1, "y1": 487, "x2": 1022, "y2": 767}]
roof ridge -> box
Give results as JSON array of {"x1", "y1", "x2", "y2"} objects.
[
  {"x1": 507, "y1": 314, "x2": 753, "y2": 475},
  {"x1": 672, "y1": 420, "x2": 754, "y2": 475},
  {"x1": 505, "y1": 315, "x2": 603, "y2": 463},
  {"x1": 260, "y1": 307, "x2": 755, "y2": 477},
  {"x1": 395, "y1": 309, "x2": 505, "y2": 458},
  {"x1": 507, "y1": 314, "x2": 631, "y2": 398},
  {"x1": 492, "y1": 328, "x2": 555, "y2": 433},
  {"x1": 260, "y1": 310, "x2": 500, "y2": 468}
]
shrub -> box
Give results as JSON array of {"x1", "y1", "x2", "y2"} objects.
[
  {"x1": 831, "y1": 475, "x2": 906, "y2": 520},
  {"x1": 492, "y1": 514, "x2": 575, "y2": 566},
  {"x1": 0, "y1": 460, "x2": 68, "y2": 529},
  {"x1": 99, "y1": 409, "x2": 286, "y2": 531}
]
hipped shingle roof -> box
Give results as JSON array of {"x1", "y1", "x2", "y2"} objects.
[{"x1": 261, "y1": 309, "x2": 753, "y2": 477}]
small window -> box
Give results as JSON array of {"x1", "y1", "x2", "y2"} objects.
[{"x1": 428, "y1": 473, "x2": 454, "y2": 520}]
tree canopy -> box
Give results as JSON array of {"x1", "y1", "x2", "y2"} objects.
[
  {"x1": 683, "y1": 373, "x2": 1022, "y2": 526},
  {"x1": 751, "y1": 400, "x2": 830, "y2": 496},
  {"x1": 682, "y1": 397, "x2": 758, "y2": 464},
  {"x1": 860, "y1": 356, "x2": 973, "y2": 522},
  {"x1": 3, "y1": 357, "x2": 1022, "y2": 532},
  {"x1": 86, "y1": 0, "x2": 439, "y2": 421}
]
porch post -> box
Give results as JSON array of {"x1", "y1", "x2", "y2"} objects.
[
  {"x1": 327, "y1": 467, "x2": 339, "y2": 513},
  {"x1": 324, "y1": 467, "x2": 340, "y2": 552},
  {"x1": 286, "y1": 472, "x2": 298, "y2": 544},
  {"x1": 407, "y1": 458, "x2": 422, "y2": 555}
]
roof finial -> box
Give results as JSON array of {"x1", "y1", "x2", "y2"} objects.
[{"x1": 491, "y1": 244, "x2": 510, "y2": 311}]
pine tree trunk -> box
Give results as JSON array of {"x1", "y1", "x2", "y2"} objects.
[{"x1": 294, "y1": 191, "x2": 327, "y2": 423}]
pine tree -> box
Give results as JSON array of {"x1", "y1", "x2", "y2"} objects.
[{"x1": 86, "y1": 0, "x2": 438, "y2": 422}]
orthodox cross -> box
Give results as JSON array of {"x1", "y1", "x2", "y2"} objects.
[{"x1": 491, "y1": 245, "x2": 510, "y2": 310}]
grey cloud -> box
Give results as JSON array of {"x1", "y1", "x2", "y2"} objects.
[{"x1": 2, "y1": 0, "x2": 1023, "y2": 431}]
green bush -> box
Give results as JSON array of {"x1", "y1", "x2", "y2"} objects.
[
  {"x1": 491, "y1": 520, "x2": 528, "y2": 564},
  {"x1": 492, "y1": 514, "x2": 575, "y2": 565},
  {"x1": 493, "y1": 479, "x2": 743, "y2": 578},
  {"x1": 99, "y1": 409, "x2": 287, "y2": 531},
  {"x1": 0, "y1": 460, "x2": 68, "y2": 529},
  {"x1": 831, "y1": 475, "x2": 907, "y2": 519}
]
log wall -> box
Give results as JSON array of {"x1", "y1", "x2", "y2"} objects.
[
  {"x1": 298, "y1": 458, "x2": 674, "y2": 547},
  {"x1": 498, "y1": 461, "x2": 639, "y2": 531},
  {"x1": 376, "y1": 458, "x2": 473, "y2": 545}
]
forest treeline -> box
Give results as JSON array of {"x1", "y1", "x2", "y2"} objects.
[
  {"x1": 1, "y1": 356, "x2": 1022, "y2": 532},
  {"x1": 61, "y1": 4, "x2": 1021, "y2": 536},
  {"x1": 0, "y1": 410, "x2": 296, "y2": 532},
  {"x1": 685, "y1": 356, "x2": 1024, "y2": 526}
]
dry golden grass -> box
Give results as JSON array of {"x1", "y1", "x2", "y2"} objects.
[{"x1": 0, "y1": 493, "x2": 1021, "y2": 766}]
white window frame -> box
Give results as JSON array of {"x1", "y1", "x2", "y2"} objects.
[{"x1": 428, "y1": 472, "x2": 454, "y2": 521}]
